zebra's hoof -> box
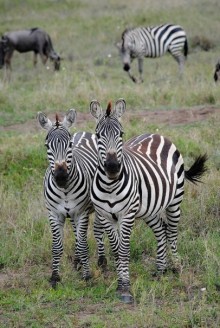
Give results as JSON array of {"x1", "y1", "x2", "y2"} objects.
[
  {"x1": 117, "y1": 291, "x2": 134, "y2": 304},
  {"x1": 74, "y1": 258, "x2": 82, "y2": 271},
  {"x1": 152, "y1": 268, "x2": 167, "y2": 278},
  {"x1": 131, "y1": 77, "x2": 137, "y2": 83},
  {"x1": 171, "y1": 266, "x2": 181, "y2": 274},
  {"x1": 49, "y1": 274, "x2": 61, "y2": 289},
  {"x1": 97, "y1": 255, "x2": 107, "y2": 271},
  {"x1": 50, "y1": 280, "x2": 58, "y2": 289},
  {"x1": 83, "y1": 273, "x2": 92, "y2": 281}
]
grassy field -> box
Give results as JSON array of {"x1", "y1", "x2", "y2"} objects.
[{"x1": 0, "y1": 0, "x2": 220, "y2": 327}]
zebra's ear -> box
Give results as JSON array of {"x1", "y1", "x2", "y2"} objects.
[
  {"x1": 63, "y1": 109, "x2": 76, "y2": 129},
  {"x1": 90, "y1": 100, "x2": 103, "y2": 120},
  {"x1": 37, "y1": 112, "x2": 53, "y2": 130},
  {"x1": 114, "y1": 99, "x2": 126, "y2": 118}
]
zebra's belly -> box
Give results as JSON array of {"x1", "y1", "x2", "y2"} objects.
[
  {"x1": 136, "y1": 198, "x2": 171, "y2": 219},
  {"x1": 91, "y1": 190, "x2": 140, "y2": 220},
  {"x1": 136, "y1": 183, "x2": 178, "y2": 219},
  {"x1": 47, "y1": 196, "x2": 91, "y2": 218}
]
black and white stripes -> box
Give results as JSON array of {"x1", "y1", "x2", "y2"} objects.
[
  {"x1": 90, "y1": 99, "x2": 207, "y2": 303},
  {"x1": 119, "y1": 23, "x2": 188, "y2": 83},
  {"x1": 37, "y1": 110, "x2": 106, "y2": 288}
]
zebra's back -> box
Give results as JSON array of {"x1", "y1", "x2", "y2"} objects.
[
  {"x1": 124, "y1": 133, "x2": 184, "y2": 218},
  {"x1": 139, "y1": 24, "x2": 186, "y2": 57}
]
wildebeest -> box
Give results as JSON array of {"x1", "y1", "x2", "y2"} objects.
[
  {"x1": 214, "y1": 60, "x2": 220, "y2": 82},
  {"x1": 0, "y1": 27, "x2": 61, "y2": 72}
]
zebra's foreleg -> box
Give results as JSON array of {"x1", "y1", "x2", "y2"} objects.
[
  {"x1": 117, "y1": 218, "x2": 135, "y2": 302},
  {"x1": 99, "y1": 216, "x2": 120, "y2": 275},
  {"x1": 49, "y1": 214, "x2": 65, "y2": 288},
  {"x1": 93, "y1": 214, "x2": 107, "y2": 271},
  {"x1": 127, "y1": 70, "x2": 138, "y2": 83},
  {"x1": 75, "y1": 215, "x2": 91, "y2": 280},
  {"x1": 146, "y1": 215, "x2": 167, "y2": 274},
  {"x1": 123, "y1": 62, "x2": 138, "y2": 83},
  {"x1": 137, "y1": 57, "x2": 144, "y2": 83},
  {"x1": 70, "y1": 218, "x2": 82, "y2": 271}
]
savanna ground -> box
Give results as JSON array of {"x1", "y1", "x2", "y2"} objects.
[{"x1": 0, "y1": 0, "x2": 220, "y2": 327}]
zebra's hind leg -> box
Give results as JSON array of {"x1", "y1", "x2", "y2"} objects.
[
  {"x1": 166, "y1": 204, "x2": 182, "y2": 273},
  {"x1": 93, "y1": 214, "x2": 107, "y2": 271},
  {"x1": 49, "y1": 215, "x2": 65, "y2": 288},
  {"x1": 145, "y1": 215, "x2": 168, "y2": 275},
  {"x1": 171, "y1": 53, "x2": 185, "y2": 76}
]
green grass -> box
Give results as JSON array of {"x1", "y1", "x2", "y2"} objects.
[{"x1": 0, "y1": 0, "x2": 220, "y2": 327}]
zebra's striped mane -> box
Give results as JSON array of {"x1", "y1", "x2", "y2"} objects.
[
  {"x1": 121, "y1": 28, "x2": 132, "y2": 48},
  {"x1": 106, "y1": 101, "x2": 112, "y2": 117},
  {"x1": 122, "y1": 27, "x2": 133, "y2": 39}
]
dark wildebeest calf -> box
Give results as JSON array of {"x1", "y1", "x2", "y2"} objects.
[
  {"x1": 214, "y1": 60, "x2": 220, "y2": 82},
  {"x1": 0, "y1": 27, "x2": 61, "y2": 73}
]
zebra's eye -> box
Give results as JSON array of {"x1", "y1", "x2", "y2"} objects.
[
  {"x1": 96, "y1": 133, "x2": 100, "y2": 139},
  {"x1": 120, "y1": 131, "x2": 124, "y2": 137}
]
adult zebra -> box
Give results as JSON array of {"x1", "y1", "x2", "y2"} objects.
[
  {"x1": 37, "y1": 109, "x2": 106, "y2": 288},
  {"x1": 90, "y1": 99, "x2": 207, "y2": 303},
  {"x1": 117, "y1": 23, "x2": 188, "y2": 83}
]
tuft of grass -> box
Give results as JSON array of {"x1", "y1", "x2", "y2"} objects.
[{"x1": 191, "y1": 35, "x2": 216, "y2": 52}]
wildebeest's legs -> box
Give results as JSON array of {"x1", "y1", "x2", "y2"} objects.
[
  {"x1": 4, "y1": 50, "x2": 13, "y2": 71},
  {"x1": 3, "y1": 65, "x2": 10, "y2": 83},
  {"x1": 39, "y1": 52, "x2": 48, "y2": 65},
  {"x1": 33, "y1": 52, "x2": 38, "y2": 67},
  {"x1": 38, "y1": 45, "x2": 48, "y2": 66},
  {"x1": 3, "y1": 50, "x2": 13, "y2": 81}
]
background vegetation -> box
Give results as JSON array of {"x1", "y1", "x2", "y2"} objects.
[{"x1": 0, "y1": 0, "x2": 220, "y2": 327}]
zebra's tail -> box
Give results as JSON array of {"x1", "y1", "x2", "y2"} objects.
[
  {"x1": 184, "y1": 38, "x2": 188, "y2": 58},
  {"x1": 185, "y1": 154, "x2": 208, "y2": 184}
]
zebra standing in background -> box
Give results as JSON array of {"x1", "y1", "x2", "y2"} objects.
[
  {"x1": 117, "y1": 24, "x2": 188, "y2": 83},
  {"x1": 37, "y1": 110, "x2": 106, "y2": 288},
  {"x1": 90, "y1": 99, "x2": 207, "y2": 303}
]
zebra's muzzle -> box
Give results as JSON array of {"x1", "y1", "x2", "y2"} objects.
[
  {"x1": 54, "y1": 162, "x2": 68, "y2": 188},
  {"x1": 123, "y1": 63, "x2": 130, "y2": 71},
  {"x1": 104, "y1": 153, "x2": 121, "y2": 180}
]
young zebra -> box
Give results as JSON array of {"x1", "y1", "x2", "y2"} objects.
[
  {"x1": 90, "y1": 99, "x2": 207, "y2": 303},
  {"x1": 37, "y1": 110, "x2": 106, "y2": 288},
  {"x1": 117, "y1": 24, "x2": 188, "y2": 83}
]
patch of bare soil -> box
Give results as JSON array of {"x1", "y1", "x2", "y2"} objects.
[
  {"x1": 128, "y1": 106, "x2": 220, "y2": 126},
  {"x1": 0, "y1": 106, "x2": 219, "y2": 134}
]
